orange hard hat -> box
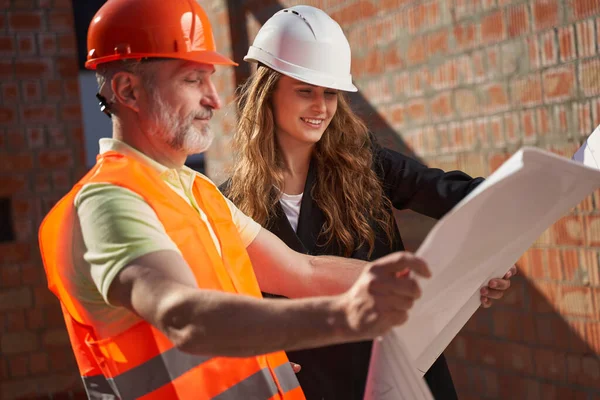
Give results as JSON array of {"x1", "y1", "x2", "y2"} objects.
[{"x1": 85, "y1": 0, "x2": 237, "y2": 69}]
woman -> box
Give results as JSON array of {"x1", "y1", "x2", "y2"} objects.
[{"x1": 222, "y1": 6, "x2": 515, "y2": 399}]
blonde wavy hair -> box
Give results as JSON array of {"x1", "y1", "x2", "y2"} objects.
[{"x1": 228, "y1": 66, "x2": 395, "y2": 256}]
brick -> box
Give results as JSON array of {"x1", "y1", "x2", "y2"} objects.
[
  {"x1": 453, "y1": 22, "x2": 476, "y2": 51},
  {"x1": 17, "y1": 33, "x2": 35, "y2": 55},
  {"x1": 580, "y1": 59, "x2": 600, "y2": 97},
  {"x1": 488, "y1": 151, "x2": 510, "y2": 173},
  {"x1": 472, "y1": 368, "x2": 498, "y2": 397},
  {"x1": 9, "y1": 11, "x2": 42, "y2": 31},
  {"x1": 22, "y1": 80, "x2": 41, "y2": 102},
  {"x1": 45, "y1": 79, "x2": 63, "y2": 98},
  {"x1": 14, "y1": 59, "x2": 51, "y2": 78},
  {"x1": 59, "y1": 103, "x2": 82, "y2": 121},
  {"x1": 38, "y1": 149, "x2": 73, "y2": 169},
  {"x1": 21, "y1": 104, "x2": 56, "y2": 122},
  {"x1": 430, "y1": 91, "x2": 452, "y2": 120},
  {"x1": 329, "y1": 0, "x2": 377, "y2": 26},
  {"x1": 567, "y1": 354, "x2": 600, "y2": 389},
  {"x1": 502, "y1": 342, "x2": 535, "y2": 373},
  {"x1": 8, "y1": 354, "x2": 29, "y2": 378},
  {"x1": 558, "y1": 285, "x2": 594, "y2": 317},
  {"x1": 456, "y1": 55, "x2": 474, "y2": 84},
  {"x1": 29, "y1": 352, "x2": 49, "y2": 374},
  {"x1": 532, "y1": 281, "x2": 560, "y2": 312},
  {"x1": 587, "y1": 215, "x2": 600, "y2": 246},
  {"x1": 558, "y1": 26, "x2": 576, "y2": 61},
  {"x1": 491, "y1": 309, "x2": 522, "y2": 341},
  {"x1": 4, "y1": 310, "x2": 26, "y2": 333},
  {"x1": 57, "y1": 32, "x2": 77, "y2": 54},
  {"x1": 571, "y1": 0, "x2": 600, "y2": 19},
  {"x1": 498, "y1": 375, "x2": 541, "y2": 399},
  {"x1": 0, "y1": 153, "x2": 33, "y2": 172},
  {"x1": 483, "y1": 83, "x2": 509, "y2": 112},
  {"x1": 507, "y1": 4, "x2": 529, "y2": 37},
  {"x1": 522, "y1": 109, "x2": 537, "y2": 143},
  {"x1": 48, "y1": 10, "x2": 74, "y2": 31},
  {"x1": 56, "y1": 56, "x2": 79, "y2": 77},
  {"x1": 0, "y1": 60, "x2": 14, "y2": 78},
  {"x1": 39, "y1": 32, "x2": 57, "y2": 55},
  {"x1": 454, "y1": 88, "x2": 479, "y2": 117},
  {"x1": 535, "y1": 348, "x2": 568, "y2": 381},
  {"x1": 541, "y1": 30, "x2": 558, "y2": 66},
  {"x1": 576, "y1": 19, "x2": 596, "y2": 57},
  {"x1": 2, "y1": 82, "x2": 19, "y2": 101},
  {"x1": 34, "y1": 172, "x2": 51, "y2": 192},
  {"x1": 455, "y1": 0, "x2": 480, "y2": 20},
  {"x1": 0, "y1": 106, "x2": 16, "y2": 124},
  {"x1": 490, "y1": 116, "x2": 504, "y2": 147},
  {"x1": 573, "y1": 101, "x2": 593, "y2": 136},
  {"x1": 527, "y1": 36, "x2": 541, "y2": 70},
  {"x1": 540, "y1": 383, "x2": 588, "y2": 400},
  {"x1": 472, "y1": 51, "x2": 485, "y2": 83},
  {"x1": 0, "y1": 35, "x2": 14, "y2": 53},
  {"x1": 407, "y1": 3, "x2": 427, "y2": 33},
  {"x1": 510, "y1": 75, "x2": 543, "y2": 106},
  {"x1": 12, "y1": 0, "x2": 36, "y2": 7},
  {"x1": 535, "y1": 315, "x2": 573, "y2": 350},
  {"x1": 543, "y1": 64, "x2": 576, "y2": 102},
  {"x1": 580, "y1": 249, "x2": 600, "y2": 286},
  {"x1": 27, "y1": 308, "x2": 44, "y2": 330},
  {"x1": 42, "y1": 328, "x2": 70, "y2": 347},
  {"x1": 383, "y1": 47, "x2": 403, "y2": 70},
  {"x1": 407, "y1": 37, "x2": 427, "y2": 65},
  {"x1": 0, "y1": 174, "x2": 28, "y2": 196},
  {"x1": 63, "y1": 78, "x2": 79, "y2": 97},
  {"x1": 406, "y1": 99, "x2": 427, "y2": 123},
  {"x1": 481, "y1": 10, "x2": 505, "y2": 44},
  {"x1": 533, "y1": 0, "x2": 560, "y2": 31},
  {"x1": 52, "y1": 169, "x2": 71, "y2": 190},
  {"x1": 427, "y1": 29, "x2": 448, "y2": 56},
  {"x1": 1, "y1": 330, "x2": 37, "y2": 354}
]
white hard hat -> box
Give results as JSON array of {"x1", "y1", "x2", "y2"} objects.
[{"x1": 244, "y1": 5, "x2": 358, "y2": 92}]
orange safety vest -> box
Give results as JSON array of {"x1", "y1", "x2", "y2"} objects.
[{"x1": 39, "y1": 151, "x2": 305, "y2": 400}]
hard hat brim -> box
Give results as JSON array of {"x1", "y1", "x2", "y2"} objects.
[
  {"x1": 245, "y1": 47, "x2": 358, "y2": 92},
  {"x1": 86, "y1": 50, "x2": 238, "y2": 70}
]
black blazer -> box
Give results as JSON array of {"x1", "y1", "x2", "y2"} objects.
[{"x1": 221, "y1": 142, "x2": 484, "y2": 400}]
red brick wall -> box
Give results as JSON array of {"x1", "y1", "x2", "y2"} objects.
[
  {"x1": 1, "y1": 0, "x2": 87, "y2": 398},
  {"x1": 205, "y1": 0, "x2": 600, "y2": 398}
]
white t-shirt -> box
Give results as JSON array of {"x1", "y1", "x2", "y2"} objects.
[{"x1": 279, "y1": 192, "x2": 303, "y2": 232}]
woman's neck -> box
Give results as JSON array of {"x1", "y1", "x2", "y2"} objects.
[{"x1": 279, "y1": 142, "x2": 314, "y2": 195}]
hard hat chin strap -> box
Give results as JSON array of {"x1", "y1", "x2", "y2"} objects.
[{"x1": 96, "y1": 93, "x2": 112, "y2": 119}]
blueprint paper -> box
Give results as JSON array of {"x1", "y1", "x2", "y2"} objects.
[
  {"x1": 365, "y1": 147, "x2": 600, "y2": 399},
  {"x1": 572, "y1": 124, "x2": 600, "y2": 169}
]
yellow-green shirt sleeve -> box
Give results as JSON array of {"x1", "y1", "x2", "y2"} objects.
[{"x1": 75, "y1": 183, "x2": 181, "y2": 304}]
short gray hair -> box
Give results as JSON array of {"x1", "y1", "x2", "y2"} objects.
[{"x1": 95, "y1": 59, "x2": 162, "y2": 112}]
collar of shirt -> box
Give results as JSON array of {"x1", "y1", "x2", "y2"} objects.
[{"x1": 98, "y1": 138, "x2": 196, "y2": 194}]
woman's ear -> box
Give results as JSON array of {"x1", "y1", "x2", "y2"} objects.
[{"x1": 111, "y1": 72, "x2": 142, "y2": 113}]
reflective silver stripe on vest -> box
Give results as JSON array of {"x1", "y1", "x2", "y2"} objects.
[
  {"x1": 213, "y1": 363, "x2": 300, "y2": 400},
  {"x1": 83, "y1": 347, "x2": 211, "y2": 399},
  {"x1": 274, "y1": 362, "x2": 301, "y2": 393},
  {"x1": 82, "y1": 374, "x2": 119, "y2": 399},
  {"x1": 83, "y1": 349, "x2": 300, "y2": 400}
]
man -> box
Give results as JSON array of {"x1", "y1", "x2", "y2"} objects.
[{"x1": 38, "y1": 1, "x2": 512, "y2": 399}]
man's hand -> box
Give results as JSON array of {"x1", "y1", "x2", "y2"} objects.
[
  {"x1": 480, "y1": 265, "x2": 517, "y2": 308},
  {"x1": 338, "y1": 252, "x2": 431, "y2": 341}
]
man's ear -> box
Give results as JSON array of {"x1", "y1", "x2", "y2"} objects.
[{"x1": 111, "y1": 72, "x2": 142, "y2": 113}]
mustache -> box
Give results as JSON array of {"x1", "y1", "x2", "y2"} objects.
[{"x1": 193, "y1": 108, "x2": 213, "y2": 120}]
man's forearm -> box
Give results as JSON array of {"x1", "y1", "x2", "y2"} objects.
[
  {"x1": 161, "y1": 287, "x2": 351, "y2": 357},
  {"x1": 298, "y1": 255, "x2": 366, "y2": 297}
]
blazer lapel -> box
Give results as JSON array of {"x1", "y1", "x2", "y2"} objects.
[
  {"x1": 295, "y1": 158, "x2": 324, "y2": 255},
  {"x1": 268, "y1": 201, "x2": 309, "y2": 254}
]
